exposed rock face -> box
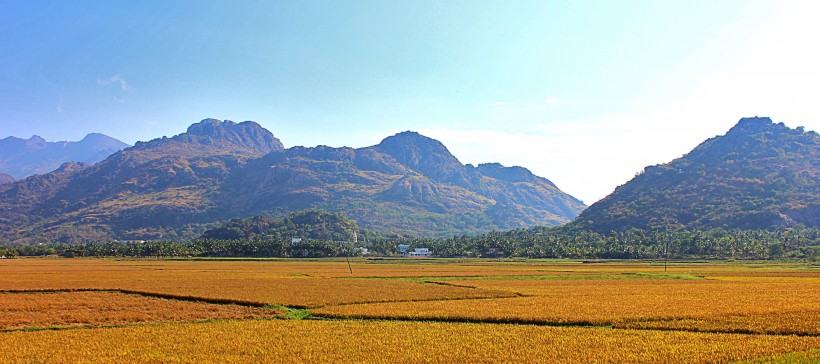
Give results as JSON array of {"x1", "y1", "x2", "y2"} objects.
[
  {"x1": 184, "y1": 119, "x2": 285, "y2": 153},
  {"x1": 132, "y1": 119, "x2": 284, "y2": 157},
  {"x1": 373, "y1": 131, "x2": 472, "y2": 187},
  {"x1": 571, "y1": 117, "x2": 819, "y2": 232}
]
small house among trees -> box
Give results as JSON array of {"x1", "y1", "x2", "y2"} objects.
[{"x1": 406, "y1": 248, "x2": 432, "y2": 258}]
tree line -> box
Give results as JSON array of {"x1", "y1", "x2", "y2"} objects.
[{"x1": 2, "y1": 226, "x2": 818, "y2": 260}]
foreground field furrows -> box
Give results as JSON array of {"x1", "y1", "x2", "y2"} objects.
[
  {"x1": 616, "y1": 311, "x2": 820, "y2": 336},
  {"x1": 1, "y1": 320, "x2": 818, "y2": 364},
  {"x1": 314, "y1": 278, "x2": 820, "y2": 335},
  {"x1": 0, "y1": 291, "x2": 278, "y2": 330},
  {"x1": 1, "y1": 258, "x2": 818, "y2": 362}
]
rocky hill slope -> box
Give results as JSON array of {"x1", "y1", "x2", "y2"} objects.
[
  {"x1": 0, "y1": 119, "x2": 584, "y2": 242},
  {"x1": 570, "y1": 117, "x2": 818, "y2": 232}
]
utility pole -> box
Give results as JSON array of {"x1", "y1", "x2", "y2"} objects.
[{"x1": 343, "y1": 230, "x2": 356, "y2": 275}]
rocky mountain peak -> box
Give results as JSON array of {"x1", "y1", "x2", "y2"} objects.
[
  {"x1": 0, "y1": 173, "x2": 13, "y2": 185},
  {"x1": 135, "y1": 119, "x2": 285, "y2": 156},
  {"x1": 78, "y1": 133, "x2": 130, "y2": 150},
  {"x1": 374, "y1": 131, "x2": 469, "y2": 186},
  {"x1": 375, "y1": 131, "x2": 458, "y2": 164},
  {"x1": 186, "y1": 118, "x2": 237, "y2": 136},
  {"x1": 196, "y1": 119, "x2": 284, "y2": 153},
  {"x1": 27, "y1": 135, "x2": 48, "y2": 146},
  {"x1": 728, "y1": 116, "x2": 774, "y2": 135},
  {"x1": 80, "y1": 133, "x2": 108, "y2": 141},
  {"x1": 0, "y1": 135, "x2": 48, "y2": 150},
  {"x1": 376, "y1": 131, "x2": 451, "y2": 152}
]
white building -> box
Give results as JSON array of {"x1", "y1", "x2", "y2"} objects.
[{"x1": 407, "y1": 248, "x2": 432, "y2": 258}]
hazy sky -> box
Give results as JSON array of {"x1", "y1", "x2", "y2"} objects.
[{"x1": 2, "y1": 1, "x2": 819, "y2": 204}]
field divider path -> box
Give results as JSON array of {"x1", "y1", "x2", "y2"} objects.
[
  {"x1": 310, "y1": 309, "x2": 820, "y2": 337},
  {"x1": 613, "y1": 323, "x2": 820, "y2": 337}
]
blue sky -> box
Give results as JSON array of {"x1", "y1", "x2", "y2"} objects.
[{"x1": 2, "y1": 0, "x2": 819, "y2": 204}]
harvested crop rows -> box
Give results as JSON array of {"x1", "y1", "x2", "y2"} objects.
[
  {"x1": 0, "y1": 258, "x2": 817, "y2": 362},
  {"x1": 0, "y1": 259, "x2": 515, "y2": 307},
  {"x1": 316, "y1": 276, "x2": 820, "y2": 335},
  {"x1": 0, "y1": 291, "x2": 278, "y2": 330},
  {"x1": 1, "y1": 320, "x2": 819, "y2": 364}
]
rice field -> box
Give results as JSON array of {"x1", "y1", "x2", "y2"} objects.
[
  {"x1": 1, "y1": 320, "x2": 818, "y2": 364},
  {"x1": 316, "y1": 276, "x2": 820, "y2": 335},
  {"x1": 0, "y1": 258, "x2": 817, "y2": 362},
  {"x1": 0, "y1": 291, "x2": 278, "y2": 330},
  {"x1": 0, "y1": 259, "x2": 516, "y2": 307}
]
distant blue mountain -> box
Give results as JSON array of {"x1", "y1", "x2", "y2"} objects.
[
  {"x1": 0, "y1": 133, "x2": 129, "y2": 179},
  {"x1": 0, "y1": 173, "x2": 13, "y2": 185}
]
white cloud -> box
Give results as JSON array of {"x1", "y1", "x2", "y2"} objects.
[
  {"x1": 417, "y1": 125, "x2": 647, "y2": 205},
  {"x1": 417, "y1": 104, "x2": 748, "y2": 206},
  {"x1": 97, "y1": 75, "x2": 130, "y2": 92},
  {"x1": 545, "y1": 96, "x2": 565, "y2": 105}
]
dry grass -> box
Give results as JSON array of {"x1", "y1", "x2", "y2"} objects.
[
  {"x1": 1, "y1": 320, "x2": 818, "y2": 364},
  {"x1": 616, "y1": 311, "x2": 820, "y2": 336},
  {"x1": 0, "y1": 259, "x2": 514, "y2": 307},
  {"x1": 1, "y1": 258, "x2": 817, "y2": 362},
  {"x1": 0, "y1": 291, "x2": 278, "y2": 330},
  {"x1": 315, "y1": 276, "x2": 820, "y2": 335}
]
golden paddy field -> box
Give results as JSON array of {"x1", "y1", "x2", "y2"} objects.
[{"x1": 0, "y1": 258, "x2": 817, "y2": 363}]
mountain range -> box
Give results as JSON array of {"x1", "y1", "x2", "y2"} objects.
[
  {"x1": 2, "y1": 116, "x2": 815, "y2": 244},
  {"x1": 0, "y1": 119, "x2": 585, "y2": 242},
  {"x1": 0, "y1": 133, "x2": 129, "y2": 180},
  {"x1": 570, "y1": 117, "x2": 818, "y2": 232}
]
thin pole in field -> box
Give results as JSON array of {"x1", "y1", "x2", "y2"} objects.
[
  {"x1": 345, "y1": 249, "x2": 352, "y2": 275},
  {"x1": 343, "y1": 230, "x2": 356, "y2": 275}
]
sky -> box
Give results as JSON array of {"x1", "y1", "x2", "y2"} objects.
[{"x1": 2, "y1": 0, "x2": 819, "y2": 205}]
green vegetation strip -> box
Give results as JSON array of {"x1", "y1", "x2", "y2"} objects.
[{"x1": 265, "y1": 304, "x2": 313, "y2": 320}]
